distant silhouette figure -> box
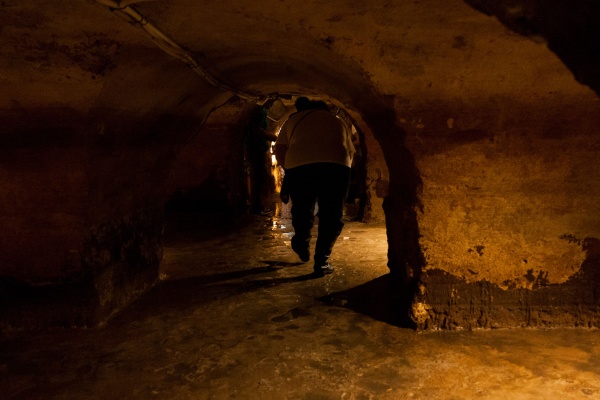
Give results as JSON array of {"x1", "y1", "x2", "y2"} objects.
[{"x1": 245, "y1": 105, "x2": 277, "y2": 214}]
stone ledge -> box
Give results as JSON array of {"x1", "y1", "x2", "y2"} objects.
[{"x1": 413, "y1": 237, "x2": 600, "y2": 330}]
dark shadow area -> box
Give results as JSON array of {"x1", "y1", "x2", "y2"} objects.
[
  {"x1": 168, "y1": 265, "x2": 285, "y2": 285},
  {"x1": 163, "y1": 210, "x2": 260, "y2": 244},
  {"x1": 109, "y1": 266, "x2": 322, "y2": 322},
  {"x1": 318, "y1": 274, "x2": 416, "y2": 329},
  {"x1": 0, "y1": 276, "x2": 96, "y2": 335},
  {"x1": 261, "y1": 260, "x2": 306, "y2": 268},
  {"x1": 355, "y1": 101, "x2": 424, "y2": 329},
  {"x1": 164, "y1": 213, "x2": 231, "y2": 245}
]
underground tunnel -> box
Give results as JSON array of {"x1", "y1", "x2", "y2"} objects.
[
  {"x1": 2, "y1": 0, "x2": 600, "y2": 331},
  {"x1": 2, "y1": 0, "x2": 600, "y2": 396}
]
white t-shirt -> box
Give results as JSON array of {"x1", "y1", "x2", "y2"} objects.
[{"x1": 276, "y1": 110, "x2": 355, "y2": 169}]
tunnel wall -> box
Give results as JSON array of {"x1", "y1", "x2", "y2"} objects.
[
  {"x1": 166, "y1": 99, "x2": 253, "y2": 221},
  {"x1": 342, "y1": 109, "x2": 389, "y2": 223},
  {"x1": 0, "y1": 47, "x2": 230, "y2": 331},
  {"x1": 0, "y1": 107, "x2": 206, "y2": 331},
  {"x1": 0, "y1": 108, "x2": 87, "y2": 283},
  {"x1": 399, "y1": 95, "x2": 600, "y2": 329}
]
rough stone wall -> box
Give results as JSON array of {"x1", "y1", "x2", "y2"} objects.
[
  {"x1": 0, "y1": 43, "x2": 228, "y2": 329},
  {"x1": 412, "y1": 238, "x2": 600, "y2": 330},
  {"x1": 83, "y1": 208, "x2": 165, "y2": 324},
  {"x1": 0, "y1": 108, "x2": 87, "y2": 283},
  {"x1": 401, "y1": 95, "x2": 600, "y2": 329},
  {"x1": 167, "y1": 99, "x2": 252, "y2": 218},
  {"x1": 0, "y1": 107, "x2": 202, "y2": 330},
  {"x1": 343, "y1": 110, "x2": 389, "y2": 223},
  {"x1": 463, "y1": 0, "x2": 600, "y2": 98}
]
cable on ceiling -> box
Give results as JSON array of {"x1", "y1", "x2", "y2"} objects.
[{"x1": 94, "y1": 0, "x2": 266, "y2": 102}]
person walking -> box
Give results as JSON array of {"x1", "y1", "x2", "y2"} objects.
[{"x1": 275, "y1": 98, "x2": 355, "y2": 276}]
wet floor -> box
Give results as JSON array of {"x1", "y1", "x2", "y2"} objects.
[{"x1": 2, "y1": 205, "x2": 600, "y2": 399}]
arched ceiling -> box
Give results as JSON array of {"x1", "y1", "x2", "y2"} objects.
[
  {"x1": 464, "y1": 0, "x2": 600, "y2": 96},
  {"x1": 1, "y1": 0, "x2": 597, "y2": 117}
]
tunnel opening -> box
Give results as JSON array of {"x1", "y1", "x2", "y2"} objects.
[
  {"x1": 254, "y1": 95, "x2": 369, "y2": 223},
  {"x1": 158, "y1": 91, "x2": 424, "y2": 329},
  {"x1": 162, "y1": 94, "x2": 372, "y2": 241}
]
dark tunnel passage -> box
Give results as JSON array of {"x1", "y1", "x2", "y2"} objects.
[
  {"x1": 2, "y1": 0, "x2": 600, "y2": 336},
  {"x1": 3, "y1": 0, "x2": 600, "y2": 397},
  {"x1": 159, "y1": 92, "x2": 424, "y2": 325}
]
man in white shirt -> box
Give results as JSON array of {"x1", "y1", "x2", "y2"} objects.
[{"x1": 275, "y1": 97, "x2": 355, "y2": 276}]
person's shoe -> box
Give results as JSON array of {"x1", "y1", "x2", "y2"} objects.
[
  {"x1": 291, "y1": 240, "x2": 310, "y2": 262},
  {"x1": 313, "y1": 263, "x2": 334, "y2": 276}
]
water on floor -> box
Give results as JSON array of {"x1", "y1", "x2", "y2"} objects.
[{"x1": 2, "y1": 202, "x2": 600, "y2": 399}]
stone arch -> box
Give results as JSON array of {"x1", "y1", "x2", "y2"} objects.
[{"x1": 159, "y1": 84, "x2": 426, "y2": 298}]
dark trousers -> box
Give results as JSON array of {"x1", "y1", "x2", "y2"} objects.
[{"x1": 286, "y1": 163, "x2": 351, "y2": 264}]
